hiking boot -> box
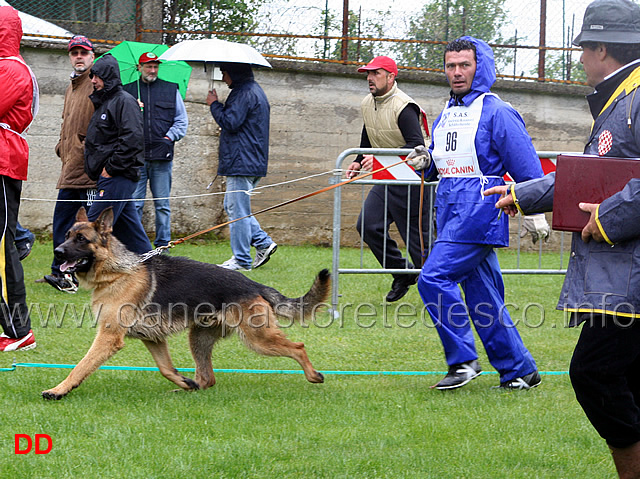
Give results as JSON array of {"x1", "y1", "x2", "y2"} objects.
[
  {"x1": 496, "y1": 371, "x2": 542, "y2": 390},
  {"x1": 16, "y1": 232, "x2": 35, "y2": 261},
  {"x1": 0, "y1": 330, "x2": 36, "y2": 352},
  {"x1": 44, "y1": 273, "x2": 78, "y2": 293},
  {"x1": 386, "y1": 273, "x2": 418, "y2": 302},
  {"x1": 253, "y1": 243, "x2": 277, "y2": 269},
  {"x1": 218, "y1": 257, "x2": 250, "y2": 271},
  {"x1": 434, "y1": 360, "x2": 482, "y2": 390}
]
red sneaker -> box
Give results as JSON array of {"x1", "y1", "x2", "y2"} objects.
[{"x1": 0, "y1": 330, "x2": 36, "y2": 351}]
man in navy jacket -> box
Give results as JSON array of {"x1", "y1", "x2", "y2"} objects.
[
  {"x1": 123, "y1": 52, "x2": 188, "y2": 249},
  {"x1": 206, "y1": 63, "x2": 277, "y2": 271}
]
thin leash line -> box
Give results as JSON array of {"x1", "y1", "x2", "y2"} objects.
[
  {"x1": 3, "y1": 362, "x2": 570, "y2": 376},
  {"x1": 20, "y1": 170, "x2": 337, "y2": 203},
  {"x1": 167, "y1": 158, "x2": 411, "y2": 248}
]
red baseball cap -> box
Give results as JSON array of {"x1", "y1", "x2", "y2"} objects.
[
  {"x1": 138, "y1": 52, "x2": 162, "y2": 64},
  {"x1": 357, "y1": 56, "x2": 398, "y2": 76}
]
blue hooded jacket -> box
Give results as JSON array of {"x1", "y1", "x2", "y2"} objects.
[
  {"x1": 426, "y1": 36, "x2": 543, "y2": 246},
  {"x1": 209, "y1": 64, "x2": 270, "y2": 177}
]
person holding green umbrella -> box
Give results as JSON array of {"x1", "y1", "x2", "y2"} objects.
[{"x1": 123, "y1": 52, "x2": 188, "y2": 249}]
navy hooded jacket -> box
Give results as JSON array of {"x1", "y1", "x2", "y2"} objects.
[
  {"x1": 84, "y1": 54, "x2": 144, "y2": 182},
  {"x1": 209, "y1": 65, "x2": 270, "y2": 177}
]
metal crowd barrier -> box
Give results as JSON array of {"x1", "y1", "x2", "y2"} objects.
[{"x1": 330, "y1": 148, "x2": 571, "y2": 312}]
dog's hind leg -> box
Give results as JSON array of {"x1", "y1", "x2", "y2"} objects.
[
  {"x1": 188, "y1": 324, "x2": 224, "y2": 389},
  {"x1": 142, "y1": 339, "x2": 200, "y2": 391},
  {"x1": 236, "y1": 298, "x2": 324, "y2": 383},
  {"x1": 42, "y1": 325, "x2": 126, "y2": 400}
]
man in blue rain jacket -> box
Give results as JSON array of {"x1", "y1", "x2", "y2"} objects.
[{"x1": 406, "y1": 36, "x2": 547, "y2": 390}]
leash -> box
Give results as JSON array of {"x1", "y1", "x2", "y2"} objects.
[
  {"x1": 418, "y1": 169, "x2": 426, "y2": 266},
  {"x1": 141, "y1": 158, "x2": 413, "y2": 260}
]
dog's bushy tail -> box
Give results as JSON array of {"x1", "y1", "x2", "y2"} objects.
[{"x1": 265, "y1": 269, "x2": 331, "y2": 322}]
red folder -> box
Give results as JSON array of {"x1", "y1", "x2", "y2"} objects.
[{"x1": 552, "y1": 154, "x2": 640, "y2": 232}]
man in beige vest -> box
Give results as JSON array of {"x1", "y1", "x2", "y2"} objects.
[{"x1": 346, "y1": 56, "x2": 432, "y2": 302}]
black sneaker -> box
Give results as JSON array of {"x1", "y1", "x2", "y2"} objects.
[
  {"x1": 385, "y1": 273, "x2": 418, "y2": 302},
  {"x1": 496, "y1": 371, "x2": 541, "y2": 390},
  {"x1": 16, "y1": 232, "x2": 35, "y2": 261},
  {"x1": 44, "y1": 273, "x2": 78, "y2": 294},
  {"x1": 434, "y1": 360, "x2": 482, "y2": 390}
]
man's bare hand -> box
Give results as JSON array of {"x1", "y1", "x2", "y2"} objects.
[
  {"x1": 483, "y1": 185, "x2": 518, "y2": 217},
  {"x1": 579, "y1": 202, "x2": 605, "y2": 243},
  {"x1": 361, "y1": 154, "x2": 374, "y2": 172},
  {"x1": 346, "y1": 155, "x2": 375, "y2": 179},
  {"x1": 206, "y1": 89, "x2": 218, "y2": 106},
  {"x1": 345, "y1": 161, "x2": 362, "y2": 179}
]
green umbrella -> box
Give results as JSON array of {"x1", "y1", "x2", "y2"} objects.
[{"x1": 104, "y1": 41, "x2": 192, "y2": 99}]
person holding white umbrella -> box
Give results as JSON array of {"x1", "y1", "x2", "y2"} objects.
[{"x1": 206, "y1": 63, "x2": 277, "y2": 271}]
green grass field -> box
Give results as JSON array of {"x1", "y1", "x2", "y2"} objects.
[{"x1": 0, "y1": 238, "x2": 616, "y2": 478}]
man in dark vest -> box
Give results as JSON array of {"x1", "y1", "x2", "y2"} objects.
[{"x1": 123, "y1": 52, "x2": 188, "y2": 248}]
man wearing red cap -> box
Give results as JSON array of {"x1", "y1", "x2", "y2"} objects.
[
  {"x1": 345, "y1": 56, "x2": 432, "y2": 302},
  {"x1": 123, "y1": 52, "x2": 188, "y2": 249},
  {"x1": 41, "y1": 34, "x2": 97, "y2": 293}
]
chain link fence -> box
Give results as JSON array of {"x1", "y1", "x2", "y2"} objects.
[
  {"x1": 251, "y1": 0, "x2": 591, "y2": 83},
  {"x1": 11, "y1": 0, "x2": 593, "y2": 84},
  {"x1": 7, "y1": 0, "x2": 137, "y2": 44}
]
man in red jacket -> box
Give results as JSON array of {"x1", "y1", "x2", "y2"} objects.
[{"x1": 0, "y1": 6, "x2": 37, "y2": 351}]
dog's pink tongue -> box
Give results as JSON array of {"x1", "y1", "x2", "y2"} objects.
[{"x1": 60, "y1": 261, "x2": 76, "y2": 272}]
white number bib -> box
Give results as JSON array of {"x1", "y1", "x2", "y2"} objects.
[{"x1": 432, "y1": 93, "x2": 490, "y2": 177}]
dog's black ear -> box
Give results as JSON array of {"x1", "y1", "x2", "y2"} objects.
[
  {"x1": 95, "y1": 207, "x2": 114, "y2": 235},
  {"x1": 76, "y1": 207, "x2": 89, "y2": 223}
]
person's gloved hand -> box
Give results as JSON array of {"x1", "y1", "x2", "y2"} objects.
[
  {"x1": 406, "y1": 146, "x2": 432, "y2": 171},
  {"x1": 521, "y1": 213, "x2": 551, "y2": 244}
]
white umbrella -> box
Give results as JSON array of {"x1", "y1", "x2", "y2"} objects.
[{"x1": 158, "y1": 39, "x2": 271, "y2": 68}]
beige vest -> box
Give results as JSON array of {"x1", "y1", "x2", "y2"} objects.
[{"x1": 361, "y1": 82, "x2": 427, "y2": 148}]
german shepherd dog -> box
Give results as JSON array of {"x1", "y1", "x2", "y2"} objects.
[{"x1": 42, "y1": 207, "x2": 329, "y2": 400}]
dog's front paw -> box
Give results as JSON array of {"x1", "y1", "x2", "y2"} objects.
[
  {"x1": 181, "y1": 376, "x2": 200, "y2": 390},
  {"x1": 42, "y1": 389, "x2": 66, "y2": 400}
]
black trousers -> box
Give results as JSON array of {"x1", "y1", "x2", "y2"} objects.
[
  {"x1": 570, "y1": 314, "x2": 640, "y2": 448},
  {"x1": 0, "y1": 176, "x2": 30, "y2": 338},
  {"x1": 356, "y1": 184, "x2": 433, "y2": 280}
]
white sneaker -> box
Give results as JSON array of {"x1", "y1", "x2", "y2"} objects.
[
  {"x1": 253, "y1": 243, "x2": 277, "y2": 269},
  {"x1": 218, "y1": 257, "x2": 250, "y2": 271}
]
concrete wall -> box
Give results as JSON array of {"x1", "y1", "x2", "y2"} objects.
[{"x1": 19, "y1": 41, "x2": 593, "y2": 247}]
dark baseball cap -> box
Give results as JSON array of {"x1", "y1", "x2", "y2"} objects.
[
  {"x1": 68, "y1": 35, "x2": 93, "y2": 51},
  {"x1": 573, "y1": 0, "x2": 640, "y2": 46}
]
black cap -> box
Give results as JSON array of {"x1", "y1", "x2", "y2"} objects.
[{"x1": 573, "y1": 0, "x2": 640, "y2": 46}]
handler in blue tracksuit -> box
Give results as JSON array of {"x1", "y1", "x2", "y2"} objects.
[{"x1": 407, "y1": 37, "x2": 545, "y2": 390}]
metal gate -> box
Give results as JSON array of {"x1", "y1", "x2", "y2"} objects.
[{"x1": 330, "y1": 148, "x2": 570, "y2": 312}]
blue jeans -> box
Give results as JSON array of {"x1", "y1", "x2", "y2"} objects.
[
  {"x1": 15, "y1": 221, "x2": 33, "y2": 244},
  {"x1": 88, "y1": 175, "x2": 152, "y2": 255},
  {"x1": 133, "y1": 160, "x2": 172, "y2": 247},
  {"x1": 224, "y1": 176, "x2": 273, "y2": 268},
  {"x1": 50, "y1": 188, "x2": 96, "y2": 275}
]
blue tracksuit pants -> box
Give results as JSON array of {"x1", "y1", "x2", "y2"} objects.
[{"x1": 417, "y1": 241, "x2": 537, "y2": 382}]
